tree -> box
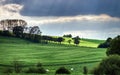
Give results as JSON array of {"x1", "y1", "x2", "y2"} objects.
[
  {"x1": 98, "y1": 37, "x2": 112, "y2": 48},
  {"x1": 57, "y1": 37, "x2": 64, "y2": 44},
  {"x1": 13, "y1": 26, "x2": 24, "y2": 37},
  {"x1": 91, "y1": 55, "x2": 120, "y2": 75},
  {"x1": 106, "y1": 35, "x2": 120, "y2": 56},
  {"x1": 0, "y1": 19, "x2": 27, "y2": 31},
  {"x1": 29, "y1": 26, "x2": 41, "y2": 35},
  {"x1": 74, "y1": 36, "x2": 80, "y2": 46},
  {"x1": 68, "y1": 39, "x2": 72, "y2": 44}
]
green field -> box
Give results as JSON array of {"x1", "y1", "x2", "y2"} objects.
[{"x1": 0, "y1": 36, "x2": 106, "y2": 75}]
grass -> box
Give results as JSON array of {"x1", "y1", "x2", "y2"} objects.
[{"x1": 0, "y1": 36, "x2": 106, "y2": 75}]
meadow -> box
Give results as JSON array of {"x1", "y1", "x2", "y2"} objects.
[{"x1": 0, "y1": 36, "x2": 106, "y2": 75}]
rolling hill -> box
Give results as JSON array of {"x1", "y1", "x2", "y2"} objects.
[{"x1": 0, "y1": 36, "x2": 106, "y2": 75}]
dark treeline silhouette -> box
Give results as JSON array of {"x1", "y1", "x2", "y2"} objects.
[
  {"x1": 98, "y1": 37, "x2": 112, "y2": 48},
  {"x1": 63, "y1": 34, "x2": 72, "y2": 38}
]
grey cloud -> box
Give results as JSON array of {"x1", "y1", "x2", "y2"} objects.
[{"x1": 5, "y1": 0, "x2": 120, "y2": 17}]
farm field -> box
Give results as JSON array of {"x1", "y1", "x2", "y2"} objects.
[{"x1": 0, "y1": 36, "x2": 106, "y2": 75}]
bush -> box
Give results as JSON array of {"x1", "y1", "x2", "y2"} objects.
[
  {"x1": 25, "y1": 63, "x2": 47, "y2": 74},
  {"x1": 3, "y1": 67, "x2": 13, "y2": 73},
  {"x1": 91, "y1": 55, "x2": 120, "y2": 75},
  {"x1": 83, "y1": 66, "x2": 88, "y2": 75},
  {"x1": 0, "y1": 30, "x2": 3, "y2": 35},
  {"x1": 106, "y1": 35, "x2": 120, "y2": 56},
  {"x1": 25, "y1": 67, "x2": 47, "y2": 74},
  {"x1": 12, "y1": 60, "x2": 23, "y2": 73},
  {"x1": 55, "y1": 67, "x2": 71, "y2": 74}
]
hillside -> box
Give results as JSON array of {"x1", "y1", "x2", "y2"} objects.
[{"x1": 0, "y1": 36, "x2": 106, "y2": 75}]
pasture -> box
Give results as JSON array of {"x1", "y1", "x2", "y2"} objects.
[{"x1": 0, "y1": 36, "x2": 106, "y2": 75}]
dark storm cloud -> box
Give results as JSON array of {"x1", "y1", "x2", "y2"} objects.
[{"x1": 9, "y1": 0, "x2": 120, "y2": 17}]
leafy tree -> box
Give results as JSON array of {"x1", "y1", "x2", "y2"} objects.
[
  {"x1": 91, "y1": 55, "x2": 120, "y2": 75},
  {"x1": 74, "y1": 36, "x2": 80, "y2": 46},
  {"x1": 98, "y1": 37, "x2": 112, "y2": 48},
  {"x1": 13, "y1": 26, "x2": 24, "y2": 37},
  {"x1": 29, "y1": 26, "x2": 41, "y2": 35},
  {"x1": 106, "y1": 35, "x2": 120, "y2": 56},
  {"x1": 57, "y1": 37, "x2": 64, "y2": 44}
]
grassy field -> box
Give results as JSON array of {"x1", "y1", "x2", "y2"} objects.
[{"x1": 0, "y1": 36, "x2": 106, "y2": 75}]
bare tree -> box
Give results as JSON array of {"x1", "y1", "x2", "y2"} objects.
[{"x1": 0, "y1": 19, "x2": 27, "y2": 31}]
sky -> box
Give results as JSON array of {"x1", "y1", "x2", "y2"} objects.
[{"x1": 0, "y1": 0, "x2": 120, "y2": 40}]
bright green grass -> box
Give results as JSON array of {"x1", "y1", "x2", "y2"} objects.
[
  {"x1": 0, "y1": 36, "x2": 106, "y2": 75},
  {"x1": 63, "y1": 37, "x2": 104, "y2": 48}
]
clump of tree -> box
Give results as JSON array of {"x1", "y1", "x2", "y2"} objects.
[
  {"x1": 98, "y1": 37, "x2": 112, "y2": 48},
  {"x1": 63, "y1": 34, "x2": 72, "y2": 38},
  {"x1": 106, "y1": 35, "x2": 120, "y2": 56},
  {"x1": 91, "y1": 55, "x2": 120, "y2": 75},
  {"x1": 55, "y1": 67, "x2": 71, "y2": 74},
  {"x1": 73, "y1": 36, "x2": 80, "y2": 46}
]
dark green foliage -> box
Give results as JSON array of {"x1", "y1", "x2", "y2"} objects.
[
  {"x1": 13, "y1": 26, "x2": 24, "y2": 37},
  {"x1": 106, "y1": 36, "x2": 120, "y2": 56},
  {"x1": 73, "y1": 36, "x2": 80, "y2": 45},
  {"x1": 55, "y1": 67, "x2": 71, "y2": 74},
  {"x1": 98, "y1": 37, "x2": 112, "y2": 48},
  {"x1": 63, "y1": 34, "x2": 72, "y2": 38},
  {"x1": 3, "y1": 67, "x2": 13, "y2": 73},
  {"x1": 91, "y1": 66, "x2": 103, "y2": 75},
  {"x1": 68, "y1": 39, "x2": 72, "y2": 44},
  {"x1": 12, "y1": 60, "x2": 23, "y2": 73},
  {"x1": 36, "y1": 62, "x2": 42, "y2": 68},
  {"x1": 91, "y1": 55, "x2": 120, "y2": 75},
  {"x1": 2, "y1": 30, "x2": 13, "y2": 36},
  {"x1": 0, "y1": 30, "x2": 3, "y2": 35},
  {"x1": 25, "y1": 63, "x2": 47, "y2": 74},
  {"x1": 25, "y1": 67, "x2": 47, "y2": 74},
  {"x1": 57, "y1": 37, "x2": 64, "y2": 44},
  {"x1": 83, "y1": 66, "x2": 88, "y2": 75}
]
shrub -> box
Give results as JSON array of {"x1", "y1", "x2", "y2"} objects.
[
  {"x1": 83, "y1": 66, "x2": 88, "y2": 75},
  {"x1": 2, "y1": 30, "x2": 13, "y2": 36},
  {"x1": 25, "y1": 67, "x2": 47, "y2": 74},
  {"x1": 55, "y1": 67, "x2": 71, "y2": 74},
  {"x1": 12, "y1": 60, "x2": 23, "y2": 73},
  {"x1": 0, "y1": 30, "x2": 3, "y2": 35},
  {"x1": 91, "y1": 55, "x2": 120, "y2": 75},
  {"x1": 36, "y1": 62, "x2": 42, "y2": 68},
  {"x1": 3, "y1": 67, "x2": 13, "y2": 73},
  {"x1": 25, "y1": 63, "x2": 47, "y2": 74}
]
